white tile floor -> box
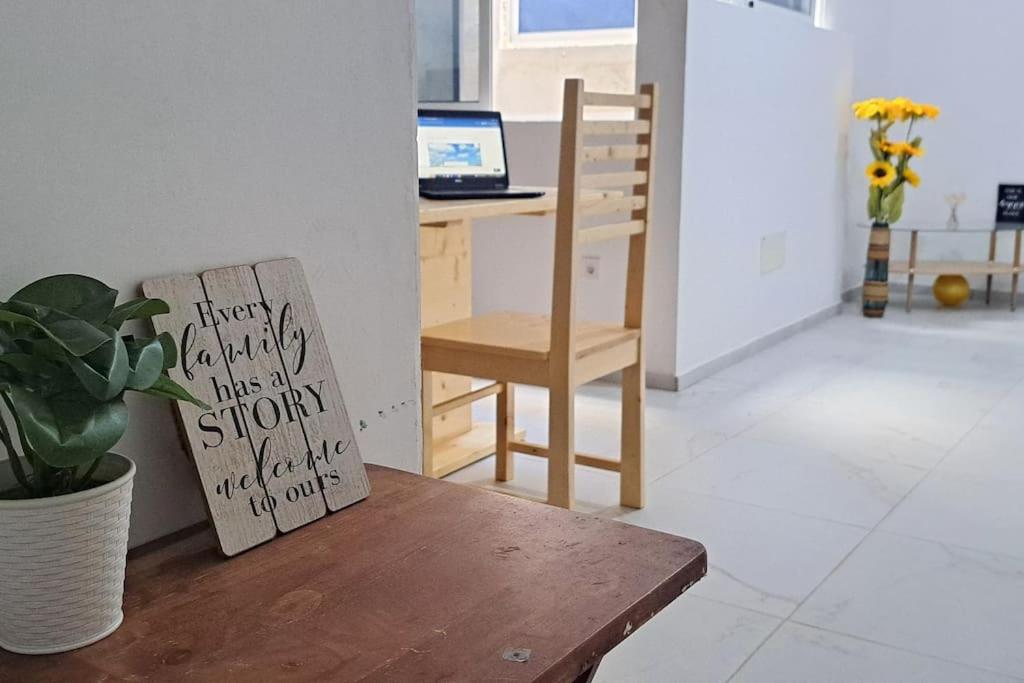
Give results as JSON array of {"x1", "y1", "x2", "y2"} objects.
[{"x1": 446, "y1": 300, "x2": 1024, "y2": 682}]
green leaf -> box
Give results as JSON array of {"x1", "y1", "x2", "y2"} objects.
[
  {"x1": 0, "y1": 309, "x2": 110, "y2": 357},
  {"x1": 157, "y1": 332, "x2": 177, "y2": 370},
  {"x1": 124, "y1": 337, "x2": 164, "y2": 390},
  {"x1": 867, "y1": 186, "x2": 882, "y2": 220},
  {"x1": 882, "y1": 183, "x2": 906, "y2": 224},
  {"x1": 0, "y1": 353, "x2": 60, "y2": 378},
  {"x1": 66, "y1": 328, "x2": 130, "y2": 400},
  {"x1": 106, "y1": 297, "x2": 170, "y2": 329},
  {"x1": 6, "y1": 386, "x2": 129, "y2": 468},
  {"x1": 136, "y1": 373, "x2": 210, "y2": 410},
  {"x1": 11, "y1": 274, "x2": 117, "y2": 325}
]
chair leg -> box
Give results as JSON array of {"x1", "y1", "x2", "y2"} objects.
[
  {"x1": 421, "y1": 370, "x2": 435, "y2": 478},
  {"x1": 547, "y1": 384, "x2": 575, "y2": 509},
  {"x1": 620, "y1": 361, "x2": 645, "y2": 509},
  {"x1": 496, "y1": 382, "x2": 515, "y2": 482}
]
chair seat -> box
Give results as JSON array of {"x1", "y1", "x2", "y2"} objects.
[{"x1": 421, "y1": 311, "x2": 640, "y2": 361}]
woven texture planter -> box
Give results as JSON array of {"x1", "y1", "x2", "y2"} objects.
[{"x1": 0, "y1": 454, "x2": 135, "y2": 655}]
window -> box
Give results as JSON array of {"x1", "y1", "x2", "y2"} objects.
[
  {"x1": 509, "y1": 0, "x2": 637, "y2": 47},
  {"x1": 718, "y1": 0, "x2": 828, "y2": 29},
  {"x1": 759, "y1": 0, "x2": 814, "y2": 14},
  {"x1": 494, "y1": 0, "x2": 638, "y2": 120},
  {"x1": 415, "y1": 0, "x2": 486, "y2": 105},
  {"x1": 414, "y1": 0, "x2": 638, "y2": 118}
]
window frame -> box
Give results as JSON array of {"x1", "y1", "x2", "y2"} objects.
[
  {"x1": 503, "y1": 0, "x2": 638, "y2": 49},
  {"x1": 417, "y1": 0, "x2": 494, "y2": 110},
  {"x1": 718, "y1": 0, "x2": 824, "y2": 27}
]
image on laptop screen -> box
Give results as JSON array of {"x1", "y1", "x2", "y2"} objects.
[{"x1": 417, "y1": 113, "x2": 507, "y2": 181}]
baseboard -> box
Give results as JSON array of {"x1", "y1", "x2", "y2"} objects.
[
  {"x1": 674, "y1": 301, "x2": 844, "y2": 390},
  {"x1": 597, "y1": 369, "x2": 679, "y2": 392},
  {"x1": 645, "y1": 371, "x2": 679, "y2": 392},
  {"x1": 845, "y1": 282, "x2": 1016, "y2": 305},
  {"x1": 841, "y1": 285, "x2": 860, "y2": 302}
]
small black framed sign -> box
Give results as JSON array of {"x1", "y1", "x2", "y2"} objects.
[{"x1": 996, "y1": 184, "x2": 1024, "y2": 223}]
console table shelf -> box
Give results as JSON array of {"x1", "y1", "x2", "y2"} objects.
[
  {"x1": 860, "y1": 223, "x2": 1024, "y2": 313},
  {"x1": 889, "y1": 260, "x2": 1021, "y2": 276}
]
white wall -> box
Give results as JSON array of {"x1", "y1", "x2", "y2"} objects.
[
  {"x1": 830, "y1": 0, "x2": 1024, "y2": 293},
  {"x1": 0, "y1": 2, "x2": 421, "y2": 547},
  {"x1": 676, "y1": 0, "x2": 852, "y2": 376}
]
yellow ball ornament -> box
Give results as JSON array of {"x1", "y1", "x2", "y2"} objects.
[{"x1": 932, "y1": 274, "x2": 970, "y2": 307}]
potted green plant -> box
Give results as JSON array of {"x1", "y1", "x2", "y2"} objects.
[{"x1": 0, "y1": 274, "x2": 208, "y2": 655}]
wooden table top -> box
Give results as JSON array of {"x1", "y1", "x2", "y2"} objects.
[
  {"x1": 0, "y1": 465, "x2": 706, "y2": 682},
  {"x1": 419, "y1": 187, "x2": 618, "y2": 225}
]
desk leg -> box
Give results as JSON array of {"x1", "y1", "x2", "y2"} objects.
[
  {"x1": 987, "y1": 232, "x2": 998, "y2": 306},
  {"x1": 1012, "y1": 230, "x2": 1022, "y2": 312},
  {"x1": 907, "y1": 230, "x2": 918, "y2": 313},
  {"x1": 420, "y1": 218, "x2": 524, "y2": 477},
  {"x1": 422, "y1": 370, "x2": 434, "y2": 476}
]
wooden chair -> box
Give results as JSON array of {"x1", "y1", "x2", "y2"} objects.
[{"x1": 421, "y1": 79, "x2": 658, "y2": 509}]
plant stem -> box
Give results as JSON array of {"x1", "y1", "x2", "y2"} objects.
[
  {"x1": 0, "y1": 392, "x2": 47, "y2": 495},
  {"x1": 74, "y1": 456, "x2": 103, "y2": 491},
  {"x1": 0, "y1": 404, "x2": 32, "y2": 494}
]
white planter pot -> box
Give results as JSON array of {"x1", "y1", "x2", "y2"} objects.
[{"x1": 0, "y1": 454, "x2": 135, "y2": 655}]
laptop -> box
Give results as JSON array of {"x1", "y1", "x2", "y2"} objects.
[{"x1": 417, "y1": 109, "x2": 545, "y2": 200}]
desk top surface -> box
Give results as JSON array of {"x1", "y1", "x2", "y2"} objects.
[
  {"x1": 0, "y1": 465, "x2": 706, "y2": 682},
  {"x1": 419, "y1": 186, "x2": 617, "y2": 225}
]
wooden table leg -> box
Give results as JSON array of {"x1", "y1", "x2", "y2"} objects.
[
  {"x1": 1012, "y1": 230, "x2": 1022, "y2": 312},
  {"x1": 986, "y1": 231, "x2": 998, "y2": 306},
  {"x1": 907, "y1": 230, "x2": 918, "y2": 312},
  {"x1": 572, "y1": 657, "x2": 604, "y2": 683}
]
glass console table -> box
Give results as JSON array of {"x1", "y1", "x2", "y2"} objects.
[{"x1": 859, "y1": 222, "x2": 1024, "y2": 314}]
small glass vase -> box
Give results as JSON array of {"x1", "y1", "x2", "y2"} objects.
[{"x1": 947, "y1": 205, "x2": 960, "y2": 231}]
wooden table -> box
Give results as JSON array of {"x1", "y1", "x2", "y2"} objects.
[
  {"x1": 0, "y1": 465, "x2": 707, "y2": 682},
  {"x1": 419, "y1": 187, "x2": 618, "y2": 478}
]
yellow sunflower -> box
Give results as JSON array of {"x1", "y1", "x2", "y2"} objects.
[
  {"x1": 853, "y1": 98, "x2": 889, "y2": 120},
  {"x1": 909, "y1": 102, "x2": 941, "y2": 120},
  {"x1": 887, "y1": 97, "x2": 914, "y2": 122},
  {"x1": 884, "y1": 141, "x2": 924, "y2": 157},
  {"x1": 903, "y1": 167, "x2": 921, "y2": 188},
  {"x1": 866, "y1": 161, "x2": 897, "y2": 188}
]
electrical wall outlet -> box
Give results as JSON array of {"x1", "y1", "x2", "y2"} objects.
[
  {"x1": 760, "y1": 232, "x2": 786, "y2": 275},
  {"x1": 582, "y1": 255, "x2": 600, "y2": 280}
]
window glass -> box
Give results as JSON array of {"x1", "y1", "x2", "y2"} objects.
[
  {"x1": 518, "y1": 0, "x2": 636, "y2": 33},
  {"x1": 416, "y1": 0, "x2": 481, "y2": 104}
]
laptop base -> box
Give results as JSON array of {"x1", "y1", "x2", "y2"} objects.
[{"x1": 420, "y1": 188, "x2": 546, "y2": 201}]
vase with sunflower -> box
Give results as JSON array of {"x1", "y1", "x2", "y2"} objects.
[{"x1": 854, "y1": 97, "x2": 940, "y2": 317}]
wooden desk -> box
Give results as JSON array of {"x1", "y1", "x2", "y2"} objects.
[
  {"x1": 420, "y1": 187, "x2": 618, "y2": 478},
  {"x1": 0, "y1": 465, "x2": 707, "y2": 682}
]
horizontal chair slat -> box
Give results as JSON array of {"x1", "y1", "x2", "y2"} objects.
[
  {"x1": 578, "y1": 220, "x2": 645, "y2": 245},
  {"x1": 582, "y1": 92, "x2": 653, "y2": 108},
  {"x1": 508, "y1": 441, "x2": 622, "y2": 473},
  {"x1": 432, "y1": 382, "x2": 503, "y2": 416},
  {"x1": 581, "y1": 171, "x2": 648, "y2": 189},
  {"x1": 581, "y1": 196, "x2": 647, "y2": 217},
  {"x1": 584, "y1": 144, "x2": 649, "y2": 163},
  {"x1": 580, "y1": 120, "x2": 651, "y2": 136}
]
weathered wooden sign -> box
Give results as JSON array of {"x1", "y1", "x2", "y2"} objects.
[{"x1": 143, "y1": 258, "x2": 370, "y2": 556}]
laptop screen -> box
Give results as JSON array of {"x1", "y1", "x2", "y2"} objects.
[{"x1": 417, "y1": 111, "x2": 508, "y2": 187}]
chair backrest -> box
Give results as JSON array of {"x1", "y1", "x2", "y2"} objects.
[{"x1": 550, "y1": 78, "x2": 658, "y2": 373}]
